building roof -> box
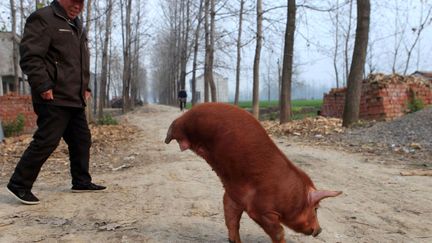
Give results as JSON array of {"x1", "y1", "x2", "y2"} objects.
[{"x1": 412, "y1": 71, "x2": 432, "y2": 81}]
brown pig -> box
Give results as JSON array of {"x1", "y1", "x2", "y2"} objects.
[{"x1": 165, "y1": 103, "x2": 342, "y2": 243}]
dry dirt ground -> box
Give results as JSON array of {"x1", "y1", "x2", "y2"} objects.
[{"x1": 0, "y1": 104, "x2": 431, "y2": 243}]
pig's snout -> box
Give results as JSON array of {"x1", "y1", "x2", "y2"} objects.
[{"x1": 312, "y1": 227, "x2": 322, "y2": 237}]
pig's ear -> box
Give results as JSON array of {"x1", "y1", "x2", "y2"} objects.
[
  {"x1": 309, "y1": 190, "x2": 342, "y2": 205},
  {"x1": 165, "y1": 120, "x2": 176, "y2": 144}
]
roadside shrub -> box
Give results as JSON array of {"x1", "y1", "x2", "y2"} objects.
[
  {"x1": 407, "y1": 90, "x2": 424, "y2": 113},
  {"x1": 3, "y1": 114, "x2": 25, "y2": 137},
  {"x1": 97, "y1": 114, "x2": 118, "y2": 125}
]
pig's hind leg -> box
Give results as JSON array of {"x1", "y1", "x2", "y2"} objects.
[{"x1": 223, "y1": 192, "x2": 244, "y2": 243}]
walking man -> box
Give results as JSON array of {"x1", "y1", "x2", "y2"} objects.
[
  {"x1": 178, "y1": 89, "x2": 187, "y2": 111},
  {"x1": 7, "y1": 0, "x2": 106, "y2": 205}
]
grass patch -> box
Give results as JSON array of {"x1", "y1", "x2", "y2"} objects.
[
  {"x1": 235, "y1": 99, "x2": 322, "y2": 110},
  {"x1": 97, "y1": 114, "x2": 119, "y2": 125},
  {"x1": 185, "y1": 99, "x2": 323, "y2": 121},
  {"x1": 3, "y1": 114, "x2": 25, "y2": 137},
  {"x1": 235, "y1": 99, "x2": 323, "y2": 121}
]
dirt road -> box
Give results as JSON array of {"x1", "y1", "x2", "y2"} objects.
[{"x1": 1, "y1": 104, "x2": 431, "y2": 242}]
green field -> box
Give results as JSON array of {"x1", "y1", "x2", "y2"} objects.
[
  {"x1": 235, "y1": 99, "x2": 322, "y2": 111},
  {"x1": 185, "y1": 99, "x2": 323, "y2": 121}
]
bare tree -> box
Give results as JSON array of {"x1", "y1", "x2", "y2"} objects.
[
  {"x1": 131, "y1": 0, "x2": 145, "y2": 109},
  {"x1": 10, "y1": 0, "x2": 19, "y2": 93},
  {"x1": 342, "y1": 0, "x2": 370, "y2": 127},
  {"x1": 252, "y1": 0, "x2": 263, "y2": 118},
  {"x1": 402, "y1": 3, "x2": 432, "y2": 75},
  {"x1": 97, "y1": 0, "x2": 113, "y2": 119},
  {"x1": 203, "y1": 0, "x2": 210, "y2": 102},
  {"x1": 92, "y1": 0, "x2": 100, "y2": 117},
  {"x1": 234, "y1": 0, "x2": 245, "y2": 105},
  {"x1": 390, "y1": 0, "x2": 407, "y2": 74},
  {"x1": 279, "y1": 0, "x2": 296, "y2": 124},
  {"x1": 19, "y1": 0, "x2": 24, "y2": 35},
  {"x1": 330, "y1": 0, "x2": 341, "y2": 88},
  {"x1": 85, "y1": 0, "x2": 92, "y2": 32},
  {"x1": 343, "y1": 0, "x2": 354, "y2": 85},
  {"x1": 84, "y1": 0, "x2": 93, "y2": 122},
  {"x1": 191, "y1": 0, "x2": 204, "y2": 106},
  {"x1": 179, "y1": 0, "x2": 191, "y2": 91},
  {"x1": 204, "y1": 0, "x2": 217, "y2": 102},
  {"x1": 121, "y1": 0, "x2": 132, "y2": 112}
]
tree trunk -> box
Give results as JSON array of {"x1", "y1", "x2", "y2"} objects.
[
  {"x1": 179, "y1": 0, "x2": 191, "y2": 91},
  {"x1": 131, "y1": 0, "x2": 142, "y2": 109},
  {"x1": 234, "y1": 0, "x2": 245, "y2": 105},
  {"x1": 19, "y1": 0, "x2": 28, "y2": 94},
  {"x1": 191, "y1": 0, "x2": 204, "y2": 105},
  {"x1": 208, "y1": 0, "x2": 217, "y2": 102},
  {"x1": 252, "y1": 0, "x2": 263, "y2": 119},
  {"x1": 93, "y1": 22, "x2": 98, "y2": 118},
  {"x1": 121, "y1": 0, "x2": 132, "y2": 113},
  {"x1": 84, "y1": 0, "x2": 93, "y2": 123},
  {"x1": 107, "y1": 38, "x2": 112, "y2": 106},
  {"x1": 85, "y1": 0, "x2": 92, "y2": 32},
  {"x1": 342, "y1": 0, "x2": 370, "y2": 127},
  {"x1": 10, "y1": 0, "x2": 20, "y2": 93},
  {"x1": 332, "y1": 0, "x2": 340, "y2": 88},
  {"x1": 343, "y1": 0, "x2": 354, "y2": 86},
  {"x1": 98, "y1": 0, "x2": 112, "y2": 119},
  {"x1": 204, "y1": 0, "x2": 210, "y2": 102},
  {"x1": 279, "y1": 0, "x2": 296, "y2": 124}
]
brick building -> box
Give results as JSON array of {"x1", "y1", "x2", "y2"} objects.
[
  {"x1": 0, "y1": 93, "x2": 37, "y2": 133},
  {"x1": 321, "y1": 73, "x2": 432, "y2": 120}
]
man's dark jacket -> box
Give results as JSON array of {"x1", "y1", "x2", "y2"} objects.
[{"x1": 20, "y1": 0, "x2": 90, "y2": 107}]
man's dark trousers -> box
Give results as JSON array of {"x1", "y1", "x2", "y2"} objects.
[{"x1": 9, "y1": 104, "x2": 92, "y2": 190}]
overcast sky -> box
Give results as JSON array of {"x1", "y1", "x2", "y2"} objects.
[{"x1": 145, "y1": 0, "x2": 432, "y2": 99}]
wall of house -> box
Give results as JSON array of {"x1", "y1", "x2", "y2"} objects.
[
  {"x1": 194, "y1": 74, "x2": 229, "y2": 102},
  {"x1": 321, "y1": 74, "x2": 432, "y2": 120},
  {"x1": 0, "y1": 32, "x2": 24, "y2": 96},
  {"x1": 0, "y1": 32, "x2": 14, "y2": 76},
  {"x1": 0, "y1": 93, "x2": 36, "y2": 133}
]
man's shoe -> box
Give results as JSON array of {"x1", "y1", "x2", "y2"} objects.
[
  {"x1": 6, "y1": 184, "x2": 40, "y2": 205},
  {"x1": 71, "y1": 183, "x2": 106, "y2": 193}
]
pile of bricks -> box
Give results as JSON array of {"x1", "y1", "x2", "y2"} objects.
[
  {"x1": 321, "y1": 73, "x2": 432, "y2": 120},
  {"x1": 0, "y1": 93, "x2": 36, "y2": 133}
]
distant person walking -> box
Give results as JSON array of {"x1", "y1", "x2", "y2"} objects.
[
  {"x1": 6, "y1": 0, "x2": 106, "y2": 205},
  {"x1": 178, "y1": 89, "x2": 187, "y2": 111}
]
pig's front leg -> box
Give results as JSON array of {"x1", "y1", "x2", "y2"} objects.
[
  {"x1": 248, "y1": 211, "x2": 286, "y2": 243},
  {"x1": 223, "y1": 192, "x2": 244, "y2": 243}
]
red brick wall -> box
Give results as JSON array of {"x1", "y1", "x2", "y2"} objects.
[
  {"x1": 321, "y1": 75, "x2": 432, "y2": 120},
  {"x1": 0, "y1": 93, "x2": 37, "y2": 133}
]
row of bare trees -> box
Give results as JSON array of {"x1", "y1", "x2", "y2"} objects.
[
  {"x1": 82, "y1": 0, "x2": 149, "y2": 118},
  {"x1": 5, "y1": 0, "x2": 150, "y2": 121},
  {"x1": 151, "y1": 0, "x2": 432, "y2": 126}
]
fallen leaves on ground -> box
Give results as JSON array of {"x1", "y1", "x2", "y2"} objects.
[
  {"x1": 0, "y1": 124, "x2": 142, "y2": 179},
  {"x1": 262, "y1": 116, "x2": 344, "y2": 137}
]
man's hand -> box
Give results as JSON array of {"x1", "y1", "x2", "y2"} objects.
[
  {"x1": 85, "y1": 90, "x2": 91, "y2": 100},
  {"x1": 40, "y1": 89, "x2": 54, "y2": 100}
]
